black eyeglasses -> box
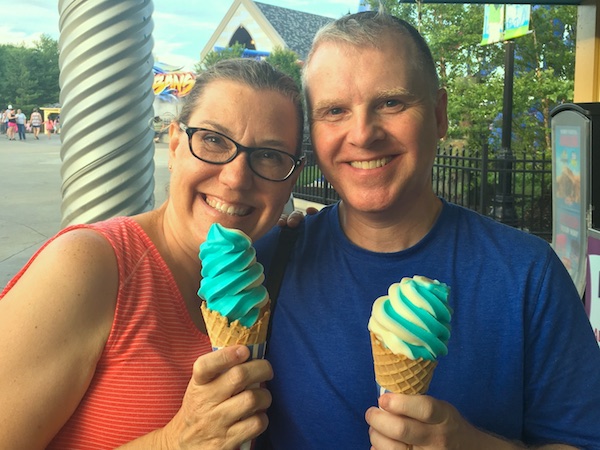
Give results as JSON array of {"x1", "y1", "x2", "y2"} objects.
[{"x1": 179, "y1": 123, "x2": 304, "y2": 182}]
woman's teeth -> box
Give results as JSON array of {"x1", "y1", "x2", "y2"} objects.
[{"x1": 206, "y1": 197, "x2": 250, "y2": 216}]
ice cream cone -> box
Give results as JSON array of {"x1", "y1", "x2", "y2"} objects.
[
  {"x1": 370, "y1": 332, "x2": 437, "y2": 395},
  {"x1": 201, "y1": 301, "x2": 271, "y2": 353}
]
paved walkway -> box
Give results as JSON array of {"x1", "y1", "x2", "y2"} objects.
[{"x1": 0, "y1": 134, "x2": 321, "y2": 289}]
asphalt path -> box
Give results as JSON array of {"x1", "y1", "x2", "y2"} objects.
[{"x1": 0, "y1": 134, "x2": 170, "y2": 289}]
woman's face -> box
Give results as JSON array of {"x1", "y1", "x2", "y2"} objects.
[{"x1": 167, "y1": 79, "x2": 301, "y2": 244}]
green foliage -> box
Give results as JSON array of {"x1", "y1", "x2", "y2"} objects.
[
  {"x1": 0, "y1": 35, "x2": 60, "y2": 115},
  {"x1": 265, "y1": 47, "x2": 302, "y2": 89},
  {"x1": 194, "y1": 42, "x2": 245, "y2": 72},
  {"x1": 194, "y1": 44, "x2": 302, "y2": 90},
  {"x1": 369, "y1": 1, "x2": 576, "y2": 155}
]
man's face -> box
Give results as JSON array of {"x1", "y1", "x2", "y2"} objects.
[{"x1": 305, "y1": 37, "x2": 448, "y2": 216}]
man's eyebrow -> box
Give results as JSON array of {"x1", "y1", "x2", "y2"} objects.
[
  {"x1": 375, "y1": 88, "x2": 414, "y2": 99},
  {"x1": 310, "y1": 99, "x2": 344, "y2": 113}
]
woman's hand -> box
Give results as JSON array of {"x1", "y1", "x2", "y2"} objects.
[{"x1": 150, "y1": 346, "x2": 273, "y2": 450}]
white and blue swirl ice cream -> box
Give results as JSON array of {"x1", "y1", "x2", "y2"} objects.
[{"x1": 368, "y1": 276, "x2": 452, "y2": 394}]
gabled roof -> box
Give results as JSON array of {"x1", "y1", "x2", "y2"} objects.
[{"x1": 253, "y1": 2, "x2": 333, "y2": 60}]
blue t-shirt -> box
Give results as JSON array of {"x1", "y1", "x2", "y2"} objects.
[{"x1": 255, "y1": 200, "x2": 600, "y2": 449}]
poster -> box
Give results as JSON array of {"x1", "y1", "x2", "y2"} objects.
[
  {"x1": 586, "y1": 233, "x2": 600, "y2": 347},
  {"x1": 553, "y1": 125, "x2": 586, "y2": 294}
]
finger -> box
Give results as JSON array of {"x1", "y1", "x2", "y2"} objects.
[
  {"x1": 277, "y1": 214, "x2": 289, "y2": 227},
  {"x1": 219, "y1": 384, "x2": 272, "y2": 423},
  {"x1": 286, "y1": 210, "x2": 306, "y2": 228},
  {"x1": 379, "y1": 393, "x2": 438, "y2": 424},
  {"x1": 219, "y1": 359, "x2": 273, "y2": 398},
  {"x1": 192, "y1": 345, "x2": 250, "y2": 386},
  {"x1": 368, "y1": 422, "x2": 413, "y2": 450},
  {"x1": 366, "y1": 404, "x2": 415, "y2": 445},
  {"x1": 305, "y1": 206, "x2": 319, "y2": 215},
  {"x1": 224, "y1": 408, "x2": 270, "y2": 449}
]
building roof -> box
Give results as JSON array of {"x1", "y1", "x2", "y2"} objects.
[{"x1": 254, "y1": 2, "x2": 334, "y2": 60}]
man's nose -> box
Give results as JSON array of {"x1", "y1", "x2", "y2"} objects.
[{"x1": 346, "y1": 111, "x2": 385, "y2": 148}]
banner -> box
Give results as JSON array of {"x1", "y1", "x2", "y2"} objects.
[
  {"x1": 481, "y1": 4, "x2": 530, "y2": 45},
  {"x1": 481, "y1": 4, "x2": 504, "y2": 45},
  {"x1": 504, "y1": 5, "x2": 531, "y2": 40}
]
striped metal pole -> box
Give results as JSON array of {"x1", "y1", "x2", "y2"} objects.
[{"x1": 58, "y1": 0, "x2": 156, "y2": 227}]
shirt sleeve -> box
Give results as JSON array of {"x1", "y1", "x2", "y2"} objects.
[{"x1": 523, "y1": 246, "x2": 600, "y2": 448}]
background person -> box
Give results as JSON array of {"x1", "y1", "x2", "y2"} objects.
[
  {"x1": 255, "y1": 11, "x2": 600, "y2": 450},
  {"x1": 6, "y1": 105, "x2": 16, "y2": 140},
  {"x1": 30, "y1": 108, "x2": 42, "y2": 139},
  {"x1": 0, "y1": 59, "x2": 305, "y2": 450},
  {"x1": 44, "y1": 116, "x2": 54, "y2": 138},
  {"x1": 15, "y1": 108, "x2": 26, "y2": 140}
]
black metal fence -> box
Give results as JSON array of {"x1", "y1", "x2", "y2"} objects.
[{"x1": 293, "y1": 144, "x2": 553, "y2": 241}]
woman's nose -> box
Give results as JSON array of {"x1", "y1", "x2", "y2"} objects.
[{"x1": 217, "y1": 152, "x2": 253, "y2": 190}]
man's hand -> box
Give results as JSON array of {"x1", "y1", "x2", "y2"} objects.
[
  {"x1": 365, "y1": 393, "x2": 534, "y2": 450},
  {"x1": 278, "y1": 207, "x2": 319, "y2": 228}
]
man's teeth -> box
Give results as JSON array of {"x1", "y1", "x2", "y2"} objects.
[
  {"x1": 349, "y1": 157, "x2": 392, "y2": 169},
  {"x1": 206, "y1": 198, "x2": 249, "y2": 216}
]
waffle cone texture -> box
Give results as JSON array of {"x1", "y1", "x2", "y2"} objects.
[
  {"x1": 201, "y1": 301, "x2": 271, "y2": 348},
  {"x1": 370, "y1": 332, "x2": 437, "y2": 394}
]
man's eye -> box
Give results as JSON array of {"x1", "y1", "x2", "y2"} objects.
[
  {"x1": 329, "y1": 107, "x2": 343, "y2": 115},
  {"x1": 385, "y1": 99, "x2": 402, "y2": 108}
]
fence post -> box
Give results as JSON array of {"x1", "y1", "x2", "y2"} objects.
[{"x1": 480, "y1": 141, "x2": 488, "y2": 214}]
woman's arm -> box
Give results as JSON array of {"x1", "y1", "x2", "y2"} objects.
[{"x1": 0, "y1": 229, "x2": 118, "y2": 448}]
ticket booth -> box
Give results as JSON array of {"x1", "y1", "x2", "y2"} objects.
[{"x1": 551, "y1": 102, "x2": 600, "y2": 345}]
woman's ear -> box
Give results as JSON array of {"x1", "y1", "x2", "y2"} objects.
[{"x1": 168, "y1": 122, "x2": 180, "y2": 165}]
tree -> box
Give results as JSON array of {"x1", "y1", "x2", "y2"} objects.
[
  {"x1": 194, "y1": 42, "x2": 245, "y2": 73},
  {"x1": 0, "y1": 35, "x2": 60, "y2": 114},
  {"x1": 369, "y1": 1, "x2": 576, "y2": 154},
  {"x1": 194, "y1": 44, "x2": 302, "y2": 90},
  {"x1": 265, "y1": 47, "x2": 302, "y2": 89}
]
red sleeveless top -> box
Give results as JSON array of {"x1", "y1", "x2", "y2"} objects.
[{"x1": 3, "y1": 217, "x2": 211, "y2": 449}]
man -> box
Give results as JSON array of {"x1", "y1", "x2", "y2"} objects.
[
  {"x1": 15, "y1": 109, "x2": 26, "y2": 140},
  {"x1": 255, "y1": 11, "x2": 600, "y2": 450}
]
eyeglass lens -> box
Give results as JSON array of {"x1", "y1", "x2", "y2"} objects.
[{"x1": 190, "y1": 129, "x2": 296, "y2": 181}]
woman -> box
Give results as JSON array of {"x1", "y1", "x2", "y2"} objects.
[
  {"x1": 0, "y1": 59, "x2": 305, "y2": 449},
  {"x1": 6, "y1": 105, "x2": 17, "y2": 140},
  {"x1": 30, "y1": 108, "x2": 43, "y2": 139},
  {"x1": 44, "y1": 116, "x2": 54, "y2": 138}
]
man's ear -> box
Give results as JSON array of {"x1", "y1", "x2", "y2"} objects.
[{"x1": 435, "y1": 88, "x2": 449, "y2": 139}]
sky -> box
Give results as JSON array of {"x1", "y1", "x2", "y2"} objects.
[{"x1": 0, "y1": 0, "x2": 365, "y2": 71}]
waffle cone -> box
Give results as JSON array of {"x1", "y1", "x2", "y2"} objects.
[
  {"x1": 201, "y1": 300, "x2": 271, "y2": 348},
  {"x1": 370, "y1": 332, "x2": 437, "y2": 395}
]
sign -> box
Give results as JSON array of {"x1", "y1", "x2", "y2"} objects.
[
  {"x1": 586, "y1": 230, "x2": 600, "y2": 347},
  {"x1": 551, "y1": 108, "x2": 590, "y2": 297},
  {"x1": 481, "y1": 4, "x2": 531, "y2": 45}
]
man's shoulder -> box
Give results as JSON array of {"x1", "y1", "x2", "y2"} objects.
[{"x1": 442, "y1": 201, "x2": 552, "y2": 257}]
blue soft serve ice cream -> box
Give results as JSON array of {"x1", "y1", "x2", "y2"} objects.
[{"x1": 198, "y1": 223, "x2": 269, "y2": 328}]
